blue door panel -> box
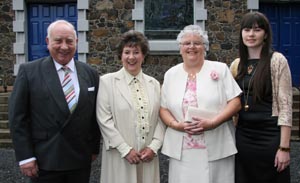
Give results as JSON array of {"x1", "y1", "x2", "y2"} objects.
[
  {"x1": 42, "y1": 6, "x2": 50, "y2": 17},
  {"x1": 260, "y1": 3, "x2": 300, "y2": 87},
  {"x1": 28, "y1": 3, "x2": 77, "y2": 61},
  {"x1": 282, "y1": 4, "x2": 300, "y2": 87},
  {"x1": 270, "y1": 22, "x2": 279, "y2": 49},
  {"x1": 56, "y1": 5, "x2": 65, "y2": 17},
  {"x1": 28, "y1": 4, "x2": 53, "y2": 61},
  {"x1": 68, "y1": 5, "x2": 77, "y2": 17},
  {"x1": 259, "y1": 4, "x2": 280, "y2": 51}
]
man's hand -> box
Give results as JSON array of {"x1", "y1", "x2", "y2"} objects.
[{"x1": 20, "y1": 160, "x2": 39, "y2": 178}]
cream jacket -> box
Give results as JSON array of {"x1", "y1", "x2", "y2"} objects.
[
  {"x1": 96, "y1": 68, "x2": 165, "y2": 183},
  {"x1": 161, "y1": 61, "x2": 242, "y2": 161},
  {"x1": 230, "y1": 52, "x2": 293, "y2": 126}
]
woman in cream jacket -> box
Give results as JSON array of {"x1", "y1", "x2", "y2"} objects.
[{"x1": 96, "y1": 30, "x2": 165, "y2": 183}]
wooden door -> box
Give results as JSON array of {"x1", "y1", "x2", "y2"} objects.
[{"x1": 28, "y1": 3, "x2": 77, "y2": 61}]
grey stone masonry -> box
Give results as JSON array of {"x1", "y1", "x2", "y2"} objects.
[{"x1": 0, "y1": 0, "x2": 15, "y2": 87}]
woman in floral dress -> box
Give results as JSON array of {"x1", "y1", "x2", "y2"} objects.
[{"x1": 159, "y1": 25, "x2": 242, "y2": 183}]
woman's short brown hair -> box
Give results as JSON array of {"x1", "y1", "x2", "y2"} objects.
[{"x1": 117, "y1": 30, "x2": 149, "y2": 60}]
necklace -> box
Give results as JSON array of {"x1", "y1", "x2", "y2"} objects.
[
  {"x1": 242, "y1": 66, "x2": 257, "y2": 111},
  {"x1": 188, "y1": 73, "x2": 196, "y2": 80},
  {"x1": 247, "y1": 64, "x2": 255, "y2": 74}
]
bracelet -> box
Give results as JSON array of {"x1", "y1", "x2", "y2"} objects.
[{"x1": 278, "y1": 146, "x2": 290, "y2": 152}]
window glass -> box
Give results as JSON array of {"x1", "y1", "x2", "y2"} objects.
[{"x1": 145, "y1": 0, "x2": 193, "y2": 40}]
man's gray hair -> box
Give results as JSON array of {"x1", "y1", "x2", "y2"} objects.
[{"x1": 47, "y1": 20, "x2": 77, "y2": 39}]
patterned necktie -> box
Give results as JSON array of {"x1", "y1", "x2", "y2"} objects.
[{"x1": 61, "y1": 66, "x2": 77, "y2": 113}]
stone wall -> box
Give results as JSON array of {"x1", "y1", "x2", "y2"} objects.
[
  {"x1": 0, "y1": 0, "x2": 14, "y2": 88},
  {"x1": 206, "y1": 0, "x2": 247, "y2": 65},
  {"x1": 0, "y1": 0, "x2": 248, "y2": 86},
  {"x1": 87, "y1": 0, "x2": 248, "y2": 83}
]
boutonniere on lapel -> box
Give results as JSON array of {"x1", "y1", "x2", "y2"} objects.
[{"x1": 210, "y1": 70, "x2": 219, "y2": 81}]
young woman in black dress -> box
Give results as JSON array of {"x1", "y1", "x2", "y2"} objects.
[{"x1": 231, "y1": 12, "x2": 292, "y2": 183}]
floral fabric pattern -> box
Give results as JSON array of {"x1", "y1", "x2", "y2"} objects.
[
  {"x1": 270, "y1": 52, "x2": 293, "y2": 127},
  {"x1": 182, "y1": 77, "x2": 206, "y2": 149}
]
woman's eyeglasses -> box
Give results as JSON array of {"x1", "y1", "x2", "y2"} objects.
[{"x1": 180, "y1": 41, "x2": 204, "y2": 48}]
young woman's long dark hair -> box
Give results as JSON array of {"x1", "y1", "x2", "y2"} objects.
[{"x1": 236, "y1": 11, "x2": 273, "y2": 103}]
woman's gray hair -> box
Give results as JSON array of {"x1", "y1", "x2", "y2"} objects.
[
  {"x1": 47, "y1": 20, "x2": 77, "y2": 39},
  {"x1": 176, "y1": 25, "x2": 209, "y2": 51}
]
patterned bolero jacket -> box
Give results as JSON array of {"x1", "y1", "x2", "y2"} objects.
[{"x1": 230, "y1": 52, "x2": 293, "y2": 127}]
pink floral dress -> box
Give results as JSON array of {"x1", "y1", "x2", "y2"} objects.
[{"x1": 182, "y1": 76, "x2": 206, "y2": 149}]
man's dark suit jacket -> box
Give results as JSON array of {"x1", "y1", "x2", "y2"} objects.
[{"x1": 9, "y1": 56, "x2": 101, "y2": 171}]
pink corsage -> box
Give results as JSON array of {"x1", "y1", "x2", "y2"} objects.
[{"x1": 210, "y1": 70, "x2": 219, "y2": 80}]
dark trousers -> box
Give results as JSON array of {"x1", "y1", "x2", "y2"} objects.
[{"x1": 30, "y1": 166, "x2": 91, "y2": 183}]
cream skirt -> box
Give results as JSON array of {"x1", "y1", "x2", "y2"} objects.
[{"x1": 168, "y1": 148, "x2": 234, "y2": 183}]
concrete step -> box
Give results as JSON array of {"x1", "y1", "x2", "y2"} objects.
[
  {"x1": 0, "y1": 104, "x2": 8, "y2": 112},
  {"x1": 0, "y1": 92, "x2": 10, "y2": 104},
  {"x1": 0, "y1": 129, "x2": 10, "y2": 139},
  {"x1": 293, "y1": 118, "x2": 299, "y2": 126},
  {"x1": 0, "y1": 112, "x2": 8, "y2": 120},
  {"x1": 293, "y1": 96, "x2": 299, "y2": 101},
  {"x1": 291, "y1": 135, "x2": 300, "y2": 141},
  {"x1": 293, "y1": 109, "x2": 299, "y2": 119},
  {"x1": 294, "y1": 110, "x2": 299, "y2": 117},
  {"x1": 291, "y1": 126, "x2": 299, "y2": 137},
  {"x1": 0, "y1": 120, "x2": 9, "y2": 129},
  {"x1": 293, "y1": 102, "x2": 299, "y2": 109},
  {"x1": 0, "y1": 138, "x2": 13, "y2": 148}
]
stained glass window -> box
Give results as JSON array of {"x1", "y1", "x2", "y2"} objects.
[{"x1": 145, "y1": 0, "x2": 193, "y2": 40}]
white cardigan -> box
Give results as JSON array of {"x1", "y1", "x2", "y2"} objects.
[{"x1": 161, "y1": 61, "x2": 242, "y2": 161}]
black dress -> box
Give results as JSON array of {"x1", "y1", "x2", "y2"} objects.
[{"x1": 235, "y1": 59, "x2": 290, "y2": 183}]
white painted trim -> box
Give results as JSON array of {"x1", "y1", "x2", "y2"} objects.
[
  {"x1": 195, "y1": 9, "x2": 207, "y2": 21},
  {"x1": 13, "y1": 20, "x2": 25, "y2": 32},
  {"x1": 13, "y1": 0, "x2": 24, "y2": 10},
  {"x1": 77, "y1": 19, "x2": 89, "y2": 31},
  {"x1": 77, "y1": 42, "x2": 89, "y2": 53},
  {"x1": 248, "y1": 0, "x2": 259, "y2": 10},
  {"x1": 77, "y1": 7, "x2": 89, "y2": 64},
  {"x1": 149, "y1": 40, "x2": 179, "y2": 52},
  {"x1": 78, "y1": 0, "x2": 89, "y2": 10},
  {"x1": 132, "y1": 9, "x2": 144, "y2": 20},
  {"x1": 13, "y1": 43, "x2": 25, "y2": 54},
  {"x1": 12, "y1": 0, "x2": 26, "y2": 75},
  {"x1": 133, "y1": 0, "x2": 144, "y2": 32}
]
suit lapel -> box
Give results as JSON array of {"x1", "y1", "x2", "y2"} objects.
[
  {"x1": 115, "y1": 69, "x2": 133, "y2": 108},
  {"x1": 42, "y1": 57, "x2": 70, "y2": 114},
  {"x1": 74, "y1": 62, "x2": 89, "y2": 113}
]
